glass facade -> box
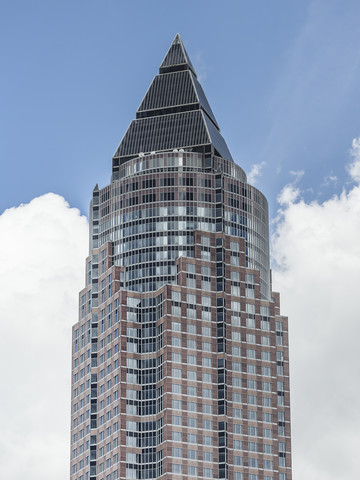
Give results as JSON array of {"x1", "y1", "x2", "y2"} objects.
[{"x1": 71, "y1": 34, "x2": 292, "y2": 480}]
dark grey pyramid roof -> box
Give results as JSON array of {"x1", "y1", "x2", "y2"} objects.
[
  {"x1": 114, "y1": 110, "x2": 233, "y2": 161},
  {"x1": 159, "y1": 33, "x2": 196, "y2": 75},
  {"x1": 137, "y1": 70, "x2": 219, "y2": 128},
  {"x1": 113, "y1": 34, "x2": 233, "y2": 164}
]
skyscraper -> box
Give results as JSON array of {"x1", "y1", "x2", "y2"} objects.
[{"x1": 70, "y1": 34, "x2": 292, "y2": 480}]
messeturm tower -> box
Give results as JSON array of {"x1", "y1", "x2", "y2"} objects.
[{"x1": 70, "y1": 34, "x2": 292, "y2": 480}]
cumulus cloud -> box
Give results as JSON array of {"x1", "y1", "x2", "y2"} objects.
[
  {"x1": 0, "y1": 193, "x2": 88, "y2": 480},
  {"x1": 272, "y1": 138, "x2": 360, "y2": 480},
  {"x1": 247, "y1": 161, "x2": 266, "y2": 185}
]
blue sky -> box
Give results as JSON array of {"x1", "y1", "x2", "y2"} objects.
[
  {"x1": 1, "y1": 2, "x2": 360, "y2": 479},
  {"x1": 2, "y1": 0, "x2": 360, "y2": 219}
]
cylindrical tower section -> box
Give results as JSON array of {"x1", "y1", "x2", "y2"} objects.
[{"x1": 90, "y1": 151, "x2": 270, "y2": 299}]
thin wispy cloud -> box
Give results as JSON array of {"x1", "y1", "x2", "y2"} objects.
[
  {"x1": 277, "y1": 169, "x2": 304, "y2": 205},
  {"x1": 247, "y1": 161, "x2": 266, "y2": 185},
  {"x1": 289, "y1": 170, "x2": 305, "y2": 181},
  {"x1": 347, "y1": 136, "x2": 360, "y2": 182},
  {"x1": 191, "y1": 50, "x2": 209, "y2": 82},
  {"x1": 321, "y1": 173, "x2": 338, "y2": 187}
]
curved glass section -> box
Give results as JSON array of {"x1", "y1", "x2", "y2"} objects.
[{"x1": 91, "y1": 151, "x2": 270, "y2": 298}]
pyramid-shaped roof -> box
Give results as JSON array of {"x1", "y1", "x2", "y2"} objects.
[
  {"x1": 113, "y1": 34, "x2": 233, "y2": 164},
  {"x1": 137, "y1": 70, "x2": 219, "y2": 128},
  {"x1": 159, "y1": 33, "x2": 196, "y2": 75}
]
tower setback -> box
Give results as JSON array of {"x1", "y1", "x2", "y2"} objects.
[{"x1": 70, "y1": 34, "x2": 292, "y2": 480}]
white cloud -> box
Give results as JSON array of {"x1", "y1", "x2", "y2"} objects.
[
  {"x1": 277, "y1": 169, "x2": 304, "y2": 206},
  {"x1": 277, "y1": 184, "x2": 300, "y2": 206},
  {"x1": 272, "y1": 139, "x2": 360, "y2": 480},
  {"x1": 0, "y1": 193, "x2": 88, "y2": 480},
  {"x1": 347, "y1": 136, "x2": 360, "y2": 182},
  {"x1": 247, "y1": 161, "x2": 266, "y2": 185},
  {"x1": 289, "y1": 170, "x2": 305, "y2": 181},
  {"x1": 321, "y1": 173, "x2": 338, "y2": 187}
]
